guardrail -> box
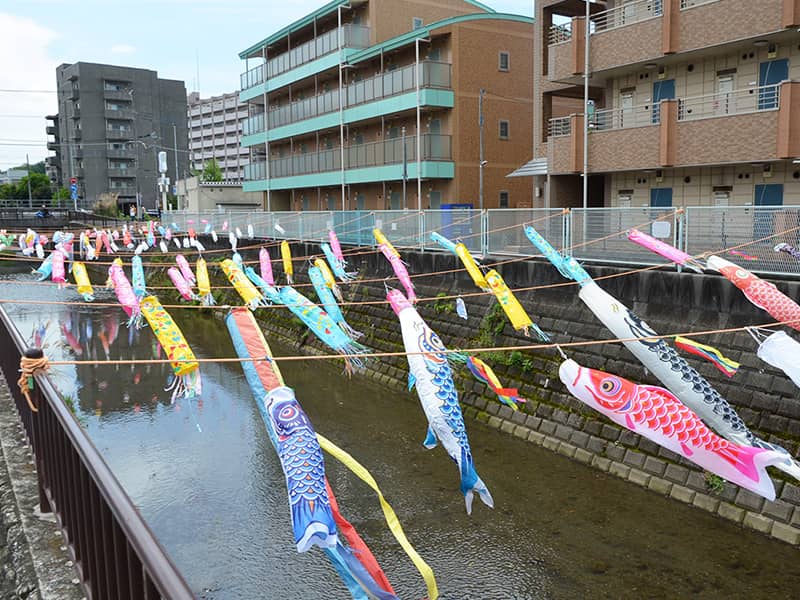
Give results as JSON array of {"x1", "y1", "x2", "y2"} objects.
[
  {"x1": 592, "y1": 0, "x2": 662, "y2": 33},
  {"x1": 548, "y1": 22, "x2": 572, "y2": 45},
  {"x1": 0, "y1": 307, "x2": 194, "y2": 600},
  {"x1": 162, "y1": 206, "x2": 800, "y2": 278},
  {"x1": 547, "y1": 116, "x2": 571, "y2": 137},
  {"x1": 678, "y1": 84, "x2": 781, "y2": 121}
]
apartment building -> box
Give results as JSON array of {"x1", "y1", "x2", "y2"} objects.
[
  {"x1": 45, "y1": 114, "x2": 62, "y2": 187},
  {"x1": 238, "y1": 0, "x2": 534, "y2": 211},
  {"x1": 187, "y1": 91, "x2": 249, "y2": 181},
  {"x1": 53, "y1": 62, "x2": 189, "y2": 211},
  {"x1": 534, "y1": 0, "x2": 800, "y2": 209}
]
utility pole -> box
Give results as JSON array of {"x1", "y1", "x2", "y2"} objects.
[
  {"x1": 401, "y1": 126, "x2": 407, "y2": 209},
  {"x1": 25, "y1": 153, "x2": 32, "y2": 208},
  {"x1": 173, "y1": 123, "x2": 179, "y2": 186},
  {"x1": 478, "y1": 88, "x2": 485, "y2": 211}
]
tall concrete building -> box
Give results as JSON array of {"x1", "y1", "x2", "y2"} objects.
[
  {"x1": 187, "y1": 91, "x2": 249, "y2": 181},
  {"x1": 238, "y1": 0, "x2": 534, "y2": 211},
  {"x1": 533, "y1": 0, "x2": 800, "y2": 209},
  {"x1": 52, "y1": 62, "x2": 189, "y2": 211}
]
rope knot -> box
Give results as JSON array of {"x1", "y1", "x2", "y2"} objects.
[{"x1": 17, "y1": 351, "x2": 50, "y2": 413}]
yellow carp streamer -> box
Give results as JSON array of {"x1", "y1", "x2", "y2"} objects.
[
  {"x1": 139, "y1": 295, "x2": 202, "y2": 400},
  {"x1": 281, "y1": 240, "x2": 294, "y2": 284},
  {"x1": 196, "y1": 257, "x2": 215, "y2": 306},
  {"x1": 316, "y1": 433, "x2": 439, "y2": 600},
  {"x1": 72, "y1": 261, "x2": 94, "y2": 301},
  {"x1": 314, "y1": 257, "x2": 344, "y2": 303},
  {"x1": 485, "y1": 269, "x2": 549, "y2": 341},
  {"x1": 220, "y1": 259, "x2": 266, "y2": 310},
  {"x1": 455, "y1": 244, "x2": 489, "y2": 291},
  {"x1": 373, "y1": 228, "x2": 400, "y2": 258}
]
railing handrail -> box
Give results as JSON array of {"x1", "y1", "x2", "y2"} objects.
[
  {"x1": 0, "y1": 307, "x2": 194, "y2": 599},
  {"x1": 677, "y1": 83, "x2": 782, "y2": 120},
  {"x1": 592, "y1": 0, "x2": 663, "y2": 33},
  {"x1": 680, "y1": 0, "x2": 720, "y2": 9}
]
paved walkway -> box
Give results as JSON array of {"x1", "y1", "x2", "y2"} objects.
[{"x1": 0, "y1": 374, "x2": 82, "y2": 600}]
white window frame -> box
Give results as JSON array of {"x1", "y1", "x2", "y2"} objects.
[
  {"x1": 498, "y1": 119, "x2": 510, "y2": 140},
  {"x1": 498, "y1": 51, "x2": 510, "y2": 72}
]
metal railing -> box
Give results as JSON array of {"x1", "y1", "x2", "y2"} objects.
[
  {"x1": 244, "y1": 134, "x2": 452, "y2": 180},
  {"x1": 0, "y1": 308, "x2": 194, "y2": 600},
  {"x1": 548, "y1": 22, "x2": 572, "y2": 45},
  {"x1": 243, "y1": 61, "x2": 452, "y2": 136},
  {"x1": 240, "y1": 25, "x2": 371, "y2": 90},
  {"x1": 548, "y1": 116, "x2": 572, "y2": 137},
  {"x1": 591, "y1": 102, "x2": 659, "y2": 130},
  {"x1": 162, "y1": 206, "x2": 800, "y2": 278},
  {"x1": 678, "y1": 84, "x2": 782, "y2": 121},
  {"x1": 593, "y1": 0, "x2": 662, "y2": 33}
]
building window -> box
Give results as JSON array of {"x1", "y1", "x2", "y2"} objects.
[
  {"x1": 412, "y1": 17, "x2": 423, "y2": 29},
  {"x1": 499, "y1": 120, "x2": 510, "y2": 140},
  {"x1": 499, "y1": 191, "x2": 509, "y2": 208},
  {"x1": 498, "y1": 51, "x2": 510, "y2": 72}
]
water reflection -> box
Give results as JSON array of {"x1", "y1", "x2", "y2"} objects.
[{"x1": 0, "y1": 270, "x2": 798, "y2": 599}]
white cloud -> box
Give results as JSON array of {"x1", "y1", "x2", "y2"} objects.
[
  {"x1": 111, "y1": 44, "x2": 136, "y2": 54},
  {"x1": 0, "y1": 13, "x2": 60, "y2": 168}
]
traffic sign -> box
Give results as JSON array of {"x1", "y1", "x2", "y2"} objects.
[{"x1": 69, "y1": 177, "x2": 77, "y2": 185}]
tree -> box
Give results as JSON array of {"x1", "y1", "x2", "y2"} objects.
[
  {"x1": 15, "y1": 173, "x2": 53, "y2": 200},
  {"x1": 53, "y1": 187, "x2": 70, "y2": 204},
  {"x1": 9, "y1": 160, "x2": 45, "y2": 175},
  {"x1": 201, "y1": 158, "x2": 223, "y2": 182}
]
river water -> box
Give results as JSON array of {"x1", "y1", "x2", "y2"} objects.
[{"x1": 1, "y1": 268, "x2": 798, "y2": 599}]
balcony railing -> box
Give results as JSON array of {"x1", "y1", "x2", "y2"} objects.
[
  {"x1": 592, "y1": 0, "x2": 662, "y2": 33},
  {"x1": 592, "y1": 102, "x2": 660, "y2": 130},
  {"x1": 107, "y1": 147, "x2": 138, "y2": 159},
  {"x1": 244, "y1": 61, "x2": 453, "y2": 136},
  {"x1": 677, "y1": 84, "x2": 781, "y2": 121},
  {"x1": 240, "y1": 24, "x2": 371, "y2": 90},
  {"x1": 107, "y1": 167, "x2": 136, "y2": 178},
  {"x1": 104, "y1": 108, "x2": 134, "y2": 120},
  {"x1": 548, "y1": 22, "x2": 572, "y2": 45},
  {"x1": 244, "y1": 134, "x2": 452, "y2": 181},
  {"x1": 548, "y1": 116, "x2": 572, "y2": 137},
  {"x1": 105, "y1": 129, "x2": 133, "y2": 140}
]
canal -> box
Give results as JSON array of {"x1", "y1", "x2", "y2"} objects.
[{"x1": 1, "y1": 268, "x2": 798, "y2": 599}]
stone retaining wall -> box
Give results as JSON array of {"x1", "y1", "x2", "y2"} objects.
[{"x1": 172, "y1": 237, "x2": 800, "y2": 546}]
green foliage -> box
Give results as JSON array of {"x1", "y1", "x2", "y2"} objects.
[
  {"x1": 92, "y1": 193, "x2": 123, "y2": 218},
  {"x1": 472, "y1": 301, "x2": 534, "y2": 372},
  {"x1": 201, "y1": 158, "x2": 223, "y2": 182},
  {"x1": 53, "y1": 187, "x2": 70, "y2": 203},
  {"x1": 704, "y1": 472, "x2": 726, "y2": 496},
  {"x1": 433, "y1": 292, "x2": 454, "y2": 314},
  {"x1": 9, "y1": 160, "x2": 45, "y2": 174},
  {"x1": 0, "y1": 172, "x2": 53, "y2": 200}
]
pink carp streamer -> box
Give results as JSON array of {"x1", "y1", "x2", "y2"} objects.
[
  {"x1": 108, "y1": 263, "x2": 142, "y2": 328},
  {"x1": 259, "y1": 247, "x2": 275, "y2": 286},
  {"x1": 708, "y1": 255, "x2": 800, "y2": 333},
  {"x1": 560, "y1": 359, "x2": 785, "y2": 501},
  {"x1": 379, "y1": 243, "x2": 415, "y2": 303},
  {"x1": 51, "y1": 250, "x2": 67, "y2": 286},
  {"x1": 329, "y1": 229, "x2": 345, "y2": 264},
  {"x1": 168, "y1": 267, "x2": 197, "y2": 302},
  {"x1": 626, "y1": 229, "x2": 704, "y2": 273},
  {"x1": 176, "y1": 254, "x2": 196, "y2": 284}
]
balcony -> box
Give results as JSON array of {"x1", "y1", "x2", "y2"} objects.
[
  {"x1": 242, "y1": 61, "x2": 453, "y2": 137},
  {"x1": 107, "y1": 167, "x2": 136, "y2": 178},
  {"x1": 240, "y1": 24, "x2": 371, "y2": 90},
  {"x1": 46, "y1": 126, "x2": 57, "y2": 135},
  {"x1": 106, "y1": 129, "x2": 133, "y2": 141},
  {"x1": 105, "y1": 108, "x2": 135, "y2": 120},
  {"x1": 46, "y1": 141, "x2": 59, "y2": 151},
  {"x1": 244, "y1": 134, "x2": 452, "y2": 181},
  {"x1": 108, "y1": 185, "x2": 137, "y2": 197},
  {"x1": 548, "y1": 0, "x2": 793, "y2": 83},
  {"x1": 104, "y1": 88, "x2": 132, "y2": 101},
  {"x1": 107, "y1": 147, "x2": 137, "y2": 159},
  {"x1": 547, "y1": 82, "x2": 797, "y2": 174}
]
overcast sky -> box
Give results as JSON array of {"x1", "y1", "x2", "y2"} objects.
[{"x1": 0, "y1": 0, "x2": 533, "y2": 169}]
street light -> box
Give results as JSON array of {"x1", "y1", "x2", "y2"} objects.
[{"x1": 131, "y1": 132, "x2": 158, "y2": 218}]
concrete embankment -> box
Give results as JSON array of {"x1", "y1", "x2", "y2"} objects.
[{"x1": 139, "y1": 237, "x2": 800, "y2": 546}]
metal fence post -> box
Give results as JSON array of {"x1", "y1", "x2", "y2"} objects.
[
  {"x1": 563, "y1": 208, "x2": 571, "y2": 253},
  {"x1": 419, "y1": 210, "x2": 425, "y2": 252},
  {"x1": 481, "y1": 210, "x2": 488, "y2": 257}
]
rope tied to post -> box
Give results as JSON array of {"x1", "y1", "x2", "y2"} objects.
[{"x1": 17, "y1": 352, "x2": 50, "y2": 413}]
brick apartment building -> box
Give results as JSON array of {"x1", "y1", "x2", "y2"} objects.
[
  {"x1": 238, "y1": 0, "x2": 534, "y2": 211},
  {"x1": 533, "y1": 0, "x2": 800, "y2": 209}
]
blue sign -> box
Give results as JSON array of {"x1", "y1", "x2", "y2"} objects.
[{"x1": 70, "y1": 183, "x2": 78, "y2": 200}]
